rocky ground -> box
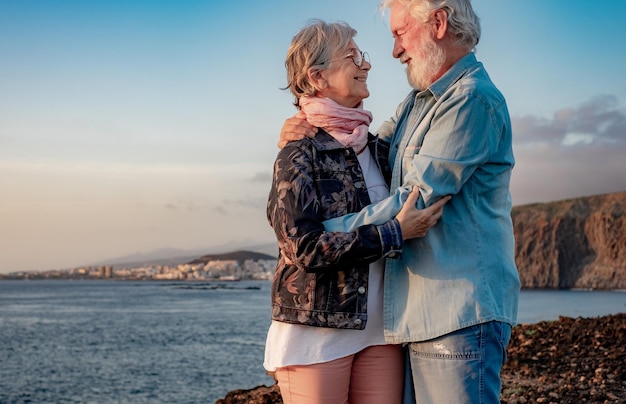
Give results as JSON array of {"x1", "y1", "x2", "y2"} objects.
[
  {"x1": 216, "y1": 314, "x2": 625, "y2": 404},
  {"x1": 501, "y1": 314, "x2": 625, "y2": 403}
]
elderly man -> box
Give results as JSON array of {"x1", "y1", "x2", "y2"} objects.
[{"x1": 279, "y1": 1, "x2": 520, "y2": 402}]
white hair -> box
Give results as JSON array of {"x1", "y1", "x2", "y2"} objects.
[{"x1": 381, "y1": 0, "x2": 481, "y2": 51}]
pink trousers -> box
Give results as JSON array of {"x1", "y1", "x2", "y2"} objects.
[{"x1": 274, "y1": 344, "x2": 404, "y2": 404}]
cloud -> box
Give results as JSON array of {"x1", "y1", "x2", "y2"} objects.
[
  {"x1": 211, "y1": 194, "x2": 267, "y2": 220},
  {"x1": 250, "y1": 171, "x2": 272, "y2": 183},
  {"x1": 510, "y1": 95, "x2": 626, "y2": 205},
  {"x1": 514, "y1": 95, "x2": 626, "y2": 146},
  {"x1": 215, "y1": 205, "x2": 228, "y2": 216},
  {"x1": 225, "y1": 197, "x2": 267, "y2": 210},
  {"x1": 164, "y1": 201, "x2": 216, "y2": 212}
]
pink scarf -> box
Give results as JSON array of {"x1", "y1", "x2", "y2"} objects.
[{"x1": 300, "y1": 96, "x2": 373, "y2": 154}]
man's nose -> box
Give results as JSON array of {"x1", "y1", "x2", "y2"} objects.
[{"x1": 392, "y1": 39, "x2": 403, "y2": 59}]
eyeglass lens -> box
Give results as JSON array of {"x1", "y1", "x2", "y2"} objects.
[{"x1": 352, "y1": 50, "x2": 369, "y2": 67}]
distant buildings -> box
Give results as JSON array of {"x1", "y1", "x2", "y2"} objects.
[
  {"x1": 98, "y1": 266, "x2": 113, "y2": 278},
  {"x1": 0, "y1": 258, "x2": 277, "y2": 281}
]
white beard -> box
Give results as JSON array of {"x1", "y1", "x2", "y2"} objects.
[{"x1": 406, "y1": 33, "x2": 446, "y2": 91}]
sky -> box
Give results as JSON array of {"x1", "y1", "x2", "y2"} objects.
[{"x1": 2, "y1": 0, "x2": 626, "y2": 273}]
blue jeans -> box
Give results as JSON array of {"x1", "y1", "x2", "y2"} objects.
[{"x1": 403, "y1": 321, "x2": 511, "y2": 404}]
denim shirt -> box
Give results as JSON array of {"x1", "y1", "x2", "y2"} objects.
[
  {"x1": 267, "y1": 130, "x2": 402, "y2": 330},
  {"x1": 323, "y1": 53, "x2": 521, "y2": 342}
]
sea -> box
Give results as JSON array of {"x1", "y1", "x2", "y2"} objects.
[{"x1": 1, "y1": 280, "x2": 625, "y2": 404}]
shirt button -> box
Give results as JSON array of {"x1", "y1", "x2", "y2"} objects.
[
  {"x1": 358, "y1": 286, "x2": 366, "y2": 294},
  {"x1": 354, "y1": 319, "x2": 362, "y2": 326}
]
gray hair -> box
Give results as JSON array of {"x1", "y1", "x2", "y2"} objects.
[
  {"x1": 381, "y1": 0, "x2": 480, "y2": 51},
  {"x1": 284, "y1": 20, "x2": 357, "y2": 108}
]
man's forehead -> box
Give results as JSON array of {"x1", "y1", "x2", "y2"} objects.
[{"x1": 389, "y1": 6, "x2": 410, "y2": 31}]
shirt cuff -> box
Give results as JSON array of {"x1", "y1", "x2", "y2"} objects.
[{"x1": 377, "y1": 219, "x2": 403, "y2": 259}]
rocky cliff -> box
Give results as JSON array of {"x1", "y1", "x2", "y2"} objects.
[{"x1": 512, "y1": 190, "x2": 626, "y2": 289}]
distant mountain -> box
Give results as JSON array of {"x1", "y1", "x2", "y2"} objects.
[
  {"x1": 94, "y1": 247, "x2": 204, "y2": 266},
  {"x1": 187, "y1": 250, "x2": 276, "y2": 265},
  {"x1": 236, "y1": 241, "x2": 278, "y2": 257},
  {"x1": 90, "y1": 242, "x2": 278, "y2": 269}
]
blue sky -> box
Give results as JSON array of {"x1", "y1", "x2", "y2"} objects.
[{"x1": 2, "y1": 0, "x2": 626, "y2": 273}]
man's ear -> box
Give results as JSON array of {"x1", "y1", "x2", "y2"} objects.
[
  {"x1": 307, "y1": 68, "x2": 328, "y2": 92},
  {"x1": 432, "y1": 9, "x2": 448, "y2": 40}
]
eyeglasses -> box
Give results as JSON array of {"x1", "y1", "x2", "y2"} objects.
[{"x1": 339, "y1": 48, "x2": 370, "y2": 67}]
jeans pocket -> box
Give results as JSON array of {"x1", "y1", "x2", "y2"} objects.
[{"x1": 409, "y1": 324, "x2": 482, "y2": 360}]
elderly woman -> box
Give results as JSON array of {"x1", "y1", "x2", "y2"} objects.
[{"x1": 264, "y1": 20, "x2": 448, "y2": 404}]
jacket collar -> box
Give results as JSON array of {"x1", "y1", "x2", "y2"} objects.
[{"x1": 309, "y1": 129, "x2": 375, "y2": 152}]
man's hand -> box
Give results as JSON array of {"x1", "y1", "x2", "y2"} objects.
[
  {"x1": 278, "y1": 110, "x2": 317, "y2": 148},
  {"x1": 395, "y1": 186, "x2": 451, "y2": 240}
]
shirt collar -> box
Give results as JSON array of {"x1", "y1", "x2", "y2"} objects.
[{"x1": 419, "y1": 53, "x2": 478, "y2": 100}]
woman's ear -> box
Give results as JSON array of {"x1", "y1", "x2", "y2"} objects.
[{"x1": 307, "y1": 68, "x2": 328, "y2": 92}]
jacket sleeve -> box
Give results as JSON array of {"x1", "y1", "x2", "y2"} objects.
[{"x1": 267, "y1": 143, "x2": 402, "y2": 273}]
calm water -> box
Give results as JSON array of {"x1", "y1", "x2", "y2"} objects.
[{"x1": 1, "y1": 280, "x2": 625, "y2": 403}]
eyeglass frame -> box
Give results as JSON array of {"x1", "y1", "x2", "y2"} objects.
[{"x1": 336, "y1": 48, "x2": 370, "y2": 67}]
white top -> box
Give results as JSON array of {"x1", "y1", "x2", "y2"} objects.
[{"x1": 264, "y1": 147, "x2": 390, "y2": 371}]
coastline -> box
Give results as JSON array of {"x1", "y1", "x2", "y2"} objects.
[{"x1": 216, "y1": 313, "x2": 626, "y2": 403}]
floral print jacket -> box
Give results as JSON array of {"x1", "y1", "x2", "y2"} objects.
[{"x1": 267, "y1": 130, "x2": 403, "y2": 330}]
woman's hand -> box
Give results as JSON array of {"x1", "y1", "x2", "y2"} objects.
[
  {"x1": 278, "y1": 110, "x2": 317, "y2": 148},
  {"x1": 395, "y1": 186, "x2": 451, "y2": 240}
]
